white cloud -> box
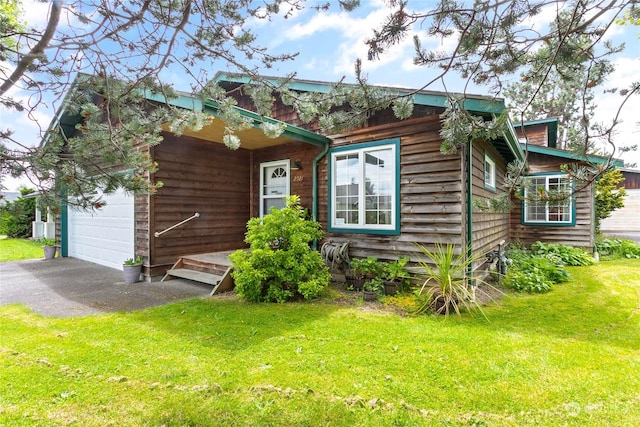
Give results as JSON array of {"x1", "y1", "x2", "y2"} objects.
[{"x1": 21, "y1": 0, "x2": 54, "y2": 29}]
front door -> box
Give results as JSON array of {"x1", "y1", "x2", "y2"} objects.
[{"x1": 260, "y1": 159, "x2": 290, "y2": 217}]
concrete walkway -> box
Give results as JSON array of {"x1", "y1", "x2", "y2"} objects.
[{"x1": 0, "y1": 257, "x2": 213, "y2": 318}]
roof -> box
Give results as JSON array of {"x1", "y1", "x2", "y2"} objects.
[
  {"x1": 214, "y1": 72, "x2": 526, "y2": 163},
  {"x1": 48, "y1": 74, "x2": 330, "y2": 150},
  {"x1": 523, "y1": 144, "x2": 624, "y2": 167},
  {"x1": 214, "y1": 72, "x2": 506, "y2": 115}
]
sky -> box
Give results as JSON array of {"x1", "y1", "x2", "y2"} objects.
[{"x1": 2, "y1": 0, "x2": 639, "y2": 191}]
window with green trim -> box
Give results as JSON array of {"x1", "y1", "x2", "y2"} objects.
[
  {"x1": 484, "y1": 153, "x2": 496, "y2": 190},
  {"x1": 523, "y1": 174, "x2": 574, "y2": 225},
  {"x1": 329, "y1": 139, "x2": 399, "y2": 234}
]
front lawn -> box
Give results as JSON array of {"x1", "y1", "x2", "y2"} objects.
[
  {"x1": 1, "y1": 260, "x2": 639, "y2": 426},
  {"x1": 0, "y1": 237, "x2": 43, "y2": 262}
]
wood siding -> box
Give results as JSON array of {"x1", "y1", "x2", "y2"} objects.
[
  {"x1": 510, "y1": 152, "x2": 595, "y2": 249},
  {"x1": 471, "y1": 139, "x2": 511, "y2": 262},
  {"x1": 146, "y1": 133, "x2": 251, "y2": 274},
  {"x1": 515, "y1": 123, "x2": 548, "y2": 147},
  {"x1": 318, "y1": 116, "x2": 465, "y2": 264}
]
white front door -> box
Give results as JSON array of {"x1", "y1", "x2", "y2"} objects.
[{"x1": 260, "y1": 160, "x2": 290, "y2": 217}]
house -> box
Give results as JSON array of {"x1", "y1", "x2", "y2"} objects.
[
  {"x1": 512, "y1": 118, "x2": 624, "y2": 249},
  {"x1": 600, "y1": 168, "x2": 640, "y2": 243},
  {"x1": 50, "y1": 73, "x2": 613, "y2": 286}
]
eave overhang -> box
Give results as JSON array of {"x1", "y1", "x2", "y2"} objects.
[
  {"x1": 522, "y1": 144, "x2": 624, "y2": 167},
  {"x1": 144, "y1": 91, "x2": 330, "y2": 150}
]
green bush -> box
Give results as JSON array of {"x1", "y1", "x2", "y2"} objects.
[
  {"x1": 503, "y1": 269, "x2": 553, "y2": 293},
  {"x1": 230, "y1": 195, "x2": 330, "y2": 303},
  {"x1": 504, "y1": 243, "x2": 571, "y2": 293},
  {"x1": 597, "y1": 238, "x2": 640, "y2": 259},
  {"x1": 530, "y1": 241, "x2": 594, "y2": 266},
  {"x1": 0, "y1": 188, "x2": 36, "y2": 238}
]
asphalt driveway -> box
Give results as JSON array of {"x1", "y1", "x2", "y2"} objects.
[{"x1": 0, "y1": 257, "x2": 213, "y2": 317}]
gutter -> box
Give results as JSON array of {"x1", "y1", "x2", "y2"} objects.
[{"x1": 466, "y1": 140, "x2": 474, "y2": 285}]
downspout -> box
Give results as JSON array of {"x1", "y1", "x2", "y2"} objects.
[
  {"x1": 311, "y1": 140, "x2": 330, "y2": 250},
  {"x1": 466, "y1": 139, "x2": 474, "y2": 285}
]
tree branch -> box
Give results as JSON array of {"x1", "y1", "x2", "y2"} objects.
[{"x1": 0, "y1": 0, "x2": 62, "y2": 97}]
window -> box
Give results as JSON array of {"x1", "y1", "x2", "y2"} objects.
[
  {"x1": 260, "y1": 160, "x2": 290, "y2": 217},
  {"x1": 523, "y1": 174, "x2": 574, "y2": 225},
  {"x1": 329, "y1": 139, "x2": 399, "y2": 234},
  {"x1": 484, "y1": 153, "x2": 496, "y2": 190}
]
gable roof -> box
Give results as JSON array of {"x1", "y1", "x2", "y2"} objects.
[{"x1": 47, "y1": 73, "x2": 330, "y2": 150}]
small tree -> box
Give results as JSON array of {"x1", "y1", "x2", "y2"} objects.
[
  {"x1": 230, "y1": 195, "x2": 330, "y2": 303},
  {"x1": 0, "y1": 187, "x2": 36, "y2": 238},
  {"x1": 595, "y1": 169, "x2": 626, "y2": 233}
]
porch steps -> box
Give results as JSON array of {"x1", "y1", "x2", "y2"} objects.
[
  {"x1": 164, "y1": 268, "x2": 222, "y2": 285},
  {"x1": 161, "y1": 251, "x2": 235, "y2": 296}
]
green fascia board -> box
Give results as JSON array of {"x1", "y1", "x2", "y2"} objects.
[
  {"x1": 214, "y1": 72, "x2": 506, "y2": 115},
  {"x1": 500, "y1": 117, "x2": 526, "y2": 163},
  {"x1": 522, "y1": 144, "x2": 624, "y2": 167},
  {"x1": 143, "y1": 90, "x2": 204, "y2": 111}
]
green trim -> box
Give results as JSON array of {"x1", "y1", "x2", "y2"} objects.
[
  {"x1": 483, "y1": 152, "x2": 497, "y2": 192},
  {"x1": 141, "y1": 91, "x2": 330, "y2": 146},
  {"x1": 60, "y1": 192, "x2": 68, "y2": 257},
  {"x1": 144, "y1": 90, "x2": 204, "y2": 110},
  {"x1": 327, "y1": 138, "x2": 401, "y2": 235},
  {"x1": 502, "y1": 117, "x2": 526, "y2": 163},
  {"x1": 521, "y1": 172, "x2": 576, "y2": 227},
  {"x1": 215, "y1": 73, "x2": 505, "y2": 115},
  {"x1": 522, "y1": 144, "x2": 624, "y2": 167},
  {"x1": 466, "y1": 141, "x2": 474, "y2": 285},
  {"x1": 202, "y1": 100, "x2": 329, "y2": 146}
]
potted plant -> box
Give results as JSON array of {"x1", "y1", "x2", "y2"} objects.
[
  {"x1": 39, "y1": 238, "x2": 57, "y2": 260},
  {"x1": 122, "y1": 255, "x2": 143, "y2": 284},
  {"x1": 363, "y1": 277, "x2": 384, "y2": 301},
  {"x1": 348, "y1": 257, "x2": 382, "y2": 291},
  {"x1": 382, "y1": 256, "x2": 410, "y2": 295}
]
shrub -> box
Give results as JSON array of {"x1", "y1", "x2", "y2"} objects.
[
  {"x1": 530, "y1": 241, "x2": 594, "y2": 266},
  {"x1": 597, "y1": 238, "x2": 640, "y2": 259},
  {"x1": 503, "y1": 269, "x2": 553, "y2": 293},
  {"x1": 230, "y1": 195, "x2": 330, "y2": 303},
  {"x1": 503, "y1": 243, "x2": 571, "y2": 293},
  {"x1": 0, "y1": 188, "x2": 37, "y2": 238}
]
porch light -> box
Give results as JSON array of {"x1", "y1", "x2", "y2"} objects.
[{"x1": 291, "y1": 160, "x2": 302, "y2": 170}]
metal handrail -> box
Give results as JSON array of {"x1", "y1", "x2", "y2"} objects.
[{"x1": 154, "y1": 212, "x2": 200, "y2": 237}]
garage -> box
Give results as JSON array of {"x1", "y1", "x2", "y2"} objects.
[{"x1": 67, "y1": 188, "x2": 135, "y2": 270}]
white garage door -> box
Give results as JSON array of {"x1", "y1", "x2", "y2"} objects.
[{"x1": 68, "y1": 188, "x2": 135, "y2": 270}]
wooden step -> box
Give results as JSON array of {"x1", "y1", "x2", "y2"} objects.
[{"x1": 165, "y1": 268, "x2": 222, "y2": 285}]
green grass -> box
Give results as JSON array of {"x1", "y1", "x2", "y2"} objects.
[
  {"x1": 0, "y1": 237, "x2": 43, "y2": 262},
  {"x1": 1, "y1": 260, "x2": 639, "y2": 426}
]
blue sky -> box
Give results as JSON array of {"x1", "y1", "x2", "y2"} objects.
[{"x1": 2, "y1": 0, "x2": 639, "y2": 191}]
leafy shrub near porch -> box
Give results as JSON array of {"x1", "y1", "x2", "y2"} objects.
[{"x1": 230, "y1": 195, "x2": 330, "y2": 302}]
